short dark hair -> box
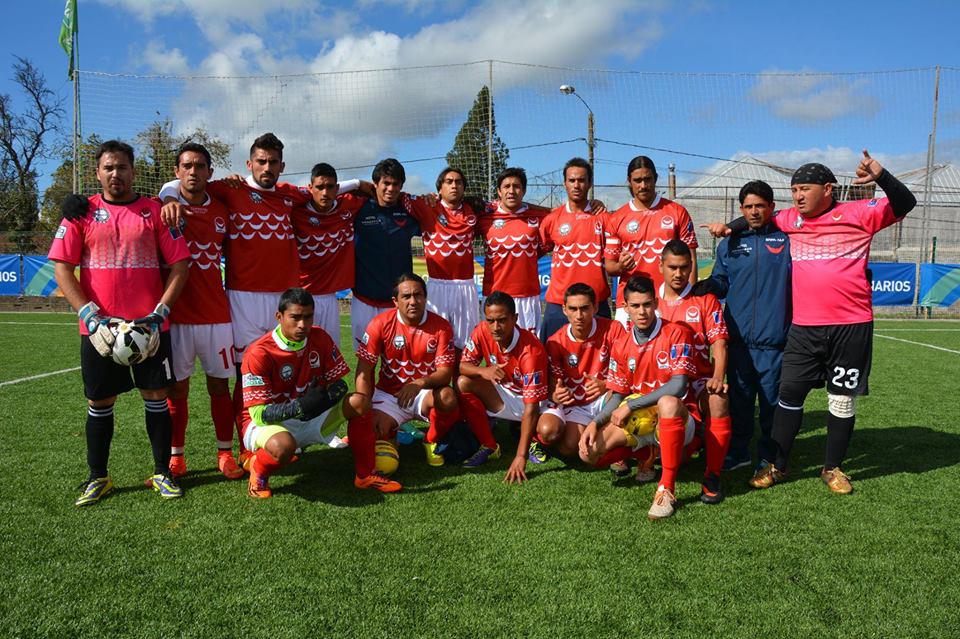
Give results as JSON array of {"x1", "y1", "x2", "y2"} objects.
[
  {"x1": 739, "y1": 180, "x2": 775, "y2": 205},
  {"x1": 436, "y1": 167, "x2": 466, "y2": 192},
  {"x1": 250, "y1": 132, "x2": 284, "y2": 159},
  {"x1": 392, "y1": 272, "x2": 426, "y2": 299},
  {"x1": 484, "y1": 290, "x2": 516, "y2": 316},
  {"x1": 624, "y1": 275, "x2": 655, "y2": 299},
  {"x1": 372, "y1": 158, "x2": 405, "y2": 185},
  {"x1": 564, "y1": 282, "x2": 596, "y2": 304},
  {"x1": 626, "y1": 155, "x2": 657, "y2": 180},
  {"x1": 176, "y1": 142, "x2": 212, "y2": 168},
  {"x1": 96, "y1": 140, "x2": 135, "y2": 166},
  {"x1": 661, "y1": 239, "x2": 691, "y2": 260},
  {"x1": 278, "y1": 287, "x2": 314, "y2": 313},
  {"x1": 563, "y1": 157, "x2": 593, "y2": 185},
  {"x1": 496, "y1": 167, "x2": 527, "y2": 190},
  {"x1": 311, "y1": 162, "x2": 338, "y2": 182}
]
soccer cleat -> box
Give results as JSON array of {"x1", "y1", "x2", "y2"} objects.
[
  {"x1": 610, "y1": 460, "x2": 631, "y2": 479},
  {"x1": 217, "y1": 451, "x2": 243, "y2": 480},
  {"x1": 749, "y1": 461, "x2": 786, "y2": 489},
  {"x1": 528, "y1": 441, "x2": 549, "y2": 464},
  {"x1": 423, "y1": 441, "x2": 445, "y2": 467},
  {"x1": 647, "y1": 487, "x2": 677, "y2": 520},
  {"x1": 700, "y1": 473, "x2": 724, "y2": 504},
  {"x1": 239, "y1": 450, "x2": 254, "y2": 474},
  {"x1": 147, "y1": 472, "x2": 184, "y2": 499},
  {"x1": 722, "y1": 454, "x2": 752, "y2": 472},
  {"x1": 248, "y1": 465, "x2": 272, "y2": 498},
  {"x1": 168, "y1": 455, "x2": 187, "y2": 478},
  {"x1": 75, "y1": 476, "x2": 114, "y2": 507},
  {"x1": 463, "y1": 444, "x2": 501, "y2": 468},
  {"x1": 821, "y1": 467, "x2": 853, "y2": 494},
  {"x1": 635, "y1": 463, "x2": 656, "y2": 484},
  {"x1": 354, "y1": 471, "x2": 402, "y2": 493}
]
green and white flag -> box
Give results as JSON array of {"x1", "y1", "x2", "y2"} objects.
[{"x1": 58, "y1": 0, "x2": 77, "y2": 78}]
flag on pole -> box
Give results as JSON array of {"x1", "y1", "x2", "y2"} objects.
[{"x1": 58, "y1": 0, "x2": 78, "y2": 78}]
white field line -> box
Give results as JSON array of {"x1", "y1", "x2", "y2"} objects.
[
  {"x1": 875, "y1": 333, "x2": 960, "y2": 355},
  {"x1": 873, "y1": 328, "x2": 960, "y2": 332},
  {"x1": 0, "y1": 367, "x2": 81, "y2": 387},
  {"x1": 0, "y1": 321, "x2": 76, "y2": 326}
]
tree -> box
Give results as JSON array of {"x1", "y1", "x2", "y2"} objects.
[
  {"x1": 446, "y1": 86, "x2": 509, "y2": 200},
  {"x1": 0, "y1": 57, "x2": 64, "y2": 253}
]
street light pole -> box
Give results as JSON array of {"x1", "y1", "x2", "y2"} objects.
[{"x1": 560, "y1": 84, "x2": 595, "y2": 200}]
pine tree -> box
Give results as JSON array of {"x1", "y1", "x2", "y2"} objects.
[{"x1": 446, "y1": 86, "x2": 509, "y2": 200}]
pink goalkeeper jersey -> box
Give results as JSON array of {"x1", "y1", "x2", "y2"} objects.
[
  {"x1": 771, "y1": 198, "x2": 899, "y2": 326},
  {"x1": 48, "y1": 194, "x2": 190, "y2": 335}
]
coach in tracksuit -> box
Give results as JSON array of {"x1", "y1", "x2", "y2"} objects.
[{"x1": 704, "y1": 181, "x2": 791, "y2": 472}]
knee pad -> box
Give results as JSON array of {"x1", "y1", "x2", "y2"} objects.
[
  {"x1": 778, "y1": 380, "x2": 813, "y2": 409},
  {"x1": 828, "y1": 393, "x2": 856, "y2": 419}
]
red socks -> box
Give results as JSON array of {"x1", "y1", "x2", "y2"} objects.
[
  {"x1": 167, "y1": 396, "x2": 188, "y2": 451},
  {"x1": 458, "y1": 392, "x2": 497, "y2": 449},
  {"x1": 210, "y1": 392, "x2": 235, "y2": 450},
  {"x1": 348, "y1": 412, "x2": 376, "y2": 478},
  {"x1": 252, "y1": 448, "x2": 283, "y2": 478},
  {"x1": 705, "y1": 415, "x2": 732, "y2": 477},
  {"x1": 426, "y1": 406, "x2": 460, "y2": 444},
  {"x1": 657, "y1": 416, "x2": 685, "y2": 491},
  {"x1": 595, "y1": 446, "x2": 631, "y2": 469}
]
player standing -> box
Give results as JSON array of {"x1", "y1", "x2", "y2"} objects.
[
  {"x1": 705, "y1": 152, "x2": 916, "y2": 494},
  {"x1": 51, "y1": 140, "x2": 190, "y2": 505},
  {"x1": 164, "y1": 143, "x2": 242, "y2": 480},
  {"x1": 605, "y1": 156, "x2": 698, "y2": 325},
  {"x1": 354, "y1": 274, "x2": 459, "y2": 474},
  {"x1": 240, "y1": 288, "x2": 372, "y2": 498},
  {"x1": 458, "y1": 292, "x2": 549, "y2": 481}
]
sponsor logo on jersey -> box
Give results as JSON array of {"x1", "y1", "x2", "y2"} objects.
[
  {"x1": 656, "y1": 351, "x2": 669, "y2": 369},
  {"x1": 361, "y1": 332, "x2": 370, "y2": 345},
  {"x1": 283, "y1": 197, "x2": 294, "y2": 208},
  {"x1": 831, "y1": 213, "x2": 843, "y2": 221},
  {"x1": 626, "y1": 220, "x2": 640, "y2": 234},
  {"x1": 340, "y1": 211, "x2": 352, "y2": 220},
  {"x1": 169, "y1": 226, "x2": 182, "y2": 240},
  {"x1": 93, "y1": 208, "x2": 110, "y2": 223},
  {"x1": 437, "y1": 213, "x2": 449, "y2": 227},
  {"x1": 242, "y1": 373, "x2": 266, "y2": 387},
  {"x1": 426, "y1": 338, "x2": 438, "y2": 353},
  {"x1": 465, "y1": 338, "x2": 475, "y2": 351},
  {"x1": 309, "y1": 216, "x2": 320, "y2": 226},
  {"x1": 55, "y1": 225, "x2": 67, "y2": 239},
  {"x1": 527, "y1": 218, "x2": 540, "y2": 228},
  {"x1": 712, "y1": 310, "x2": 722, "y2": 325},
  {"x1": 392, "y1": 335, "x2": 406, "y2": 350},
  {"x1": 670, "y1": 343, "x2": 691, "y2": 359},
  {"x1": 280, "y1": 364, "x2": 294, "y2": 380},
  {"x1": 466, "y1": 215, "x2": 477, "y2": 226},
  {"x1": 567, "y1": 353, "x2": 579, "y2": 367},
  {"x1": 685, "y1": 307, "x2": 700, "y2": 323},
  {"x1": 308, "y1": 351, "x2": 321, "y2": 368},
  {"x1": 599, "y1": 345, "x2": 609, "y2": 362},
  {"x1": 628, "y1": 357, "x2": 637, "y2": 372},
  {"x1": 139, "y1": 208, "x2": 152, "y2": 219},
  {"x1": 660, "y1": 216, "x2": 674, "y2": 229},
  {"x1": 558, "y1": 223, "x2": 572, "y2": 237},
  {"x1": 249, "y1": 191, "x2": 264, "y2": 204},
  {"x1": 793, "y1": 216, "x2": 804, "y2": 229},
  {"x1": 331, "y1": 346, "x2": 341, "y2": 361},
  {"x1": 765, "y1": 243, "x2": 786, "y2": 254},
  {"x1": 522, "y1": 371, "x2": 542, "y2": 386},
  {"x1": 609, "y1": 359, "x2": 618, "y2": 372},
  {"x1": 493, "y1": 219, "x2": 506, "y2": 229}
]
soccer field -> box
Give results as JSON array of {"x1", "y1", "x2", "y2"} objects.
[{"x1": 1, "y1": 313, "x2": 958, "y2": 638}]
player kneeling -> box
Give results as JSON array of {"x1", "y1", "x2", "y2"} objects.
[
  {"x1": 580, "y1": 276, "x2": 700, "y2": 520},
  {"x1": 457, "y1": 292, "x2": 549, "y2": 483},
  {"x1": 535, "y1": 283, "x2": 624, "y2": 461},
  {"x1": 240, "y1": 288, "x2": 375, "y2": 498}
]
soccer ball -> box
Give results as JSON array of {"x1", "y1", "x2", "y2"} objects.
[
  {"x1": 375, "y1": 440, "x2": 400, "y2": 476},
  {"x1": 621, "y1": 400, "x2": 658, "y2": 437},
  {"x1": 111, "y1": 322, "x2": 152, "y2": 366}
]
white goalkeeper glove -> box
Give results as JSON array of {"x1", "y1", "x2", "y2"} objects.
[
  {"x1": 78, "y1": 301, "x2": 115, "y2": 358},
  {"x1": 132, "y1": 303, "x2": 170, "y2": 358}
]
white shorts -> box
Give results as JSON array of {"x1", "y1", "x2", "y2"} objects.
[
  {"x1": 371, "y1": 387, "x2": 431, "y2": 427},
  {"x1": 614, "y1": 307, "x2": 630, "y2": 329},
  {"x1": 351, "y1": 297, "x2": 392, "y2": 352},
  {"x1": 311, "y1": 293, "x2": 341, "y2": 347},
  {"x1": 488, "y1": 384, "x2": 538, "y2": 421},
  {"x1": 483, "y1": 294, "x2": 540, "y2": 333},
  {"x1": 228, "y1": 290, "x2": 283, "y2": 361},
  {"x1": 169, "y1": 322, "x2": 235, "y2": 381},
  {"x1": 242, "y1": 403, "x2": 345, "y2": 452},
  {"x1": 426, "y1": 278, "x2": 479, "y2": 349},
  {"x1": 541, "y1": 395, "x2": 607, "y2": 427}
]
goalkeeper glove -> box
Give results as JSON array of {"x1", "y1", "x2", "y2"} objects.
[
  {"x1": 61, "y1": 194, "x2": 89, "y2": 221},
  {"x1": 132, "y1": 303, "x2": 169, "y2": 359},
  {"x1": 299, "y1": 379, "x2": 349, "y2": 420},
  {"x1": 78, "y1": 301, "x2": 115, "y2": 357}
]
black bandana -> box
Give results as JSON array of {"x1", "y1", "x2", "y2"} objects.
[{"x1": 791, "y1": 163, "x2": 837, "y2": 186}]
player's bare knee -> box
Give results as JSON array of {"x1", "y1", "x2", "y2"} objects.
[
  {"x1": 455, "y1": 375, "x2": 472, "y2": 393},
  {"x1": 537, "y1": 420, "x2": 559, "y2": 443},
  {"x1": 708, "y1": 393, "x2": 729, "y2": 418},
  {"x1": 265, "y1": 432, "x2": 297, "y2": 463},
  {"x1": 828, "y1": 393, "x2": 856, "y2": 419},
  {"x1": 88, "y1": 397, "x2": 116, "y2": 409},
  {"x1": 346, "y1": 393, "x2": 371, "y2": 418},
  {"x1": 435, "y1": 386, "x2": 457, "y2": 411},
  {"x1": 657, "y1": 395, "x2": 682, "y2": 416}
]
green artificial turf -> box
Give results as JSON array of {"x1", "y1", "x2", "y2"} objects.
[{"x1": 1, "y1": 313, "x2": 957, "y2": 638}]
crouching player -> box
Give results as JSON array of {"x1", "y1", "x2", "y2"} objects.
[
  {"x1": 240, "y1": 288, "x2": 372, "y2": 498},
  {"x1": 580, "y1": 276, "x2": 699, "y2": 520},
  {"x1": 458, "y1": 292, "x2": 549, "y2": 482},
  {"x1": 354, "y1": 273, "x2": 459, "y2": 478},
  {"x1": 534, "y1": 283, "x2": 624, "y2": 461}
]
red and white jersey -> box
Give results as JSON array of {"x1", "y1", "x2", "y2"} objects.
[
  {"x1": 357, "y1": 309, "x2": 457, "y2": 396},
  {"x1": 209, "y1": 177, "x2": 309, "y2": 293},
  {"x1": 48, "y1": 194, "x2": 190, "y2": 335},
  {"x1": 463, "y1": 322, "x2": 548, "y2": 404},
  {"x1": 605, "y1": 195, "x2": 698, "y2": 306},
  {"x1": 540, "y1": 202, "x2": 612, "y2": 304},
  {"x1": 168, "y1": 194, "x2": 231, "y2": 325},
  {"x1": 656, "y1": 284, "x2": 728, "y2": 380},
  {"x1": 477, "y1": 204, "x2": 545, "y2": 297},
  {"x1": 606, "y1": 318, "x2": 700, "y2": 419},
  {"x1": 292, "y1": 193, "x2": 366, "y2": 295},
  {"x1": 771, "y1": 198, "x2": 899, "y2": 326},
  {"x1": 239, "y1": 326, "x2": 349, "y2": 431},
  {"x1": 546, "y1": 317, "x2": 625, "y2": 407},
  {"x1": 403, "y1": 195, "x2": 478, "y2": 280}
]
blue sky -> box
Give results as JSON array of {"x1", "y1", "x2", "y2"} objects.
[{"x1": 2, "y1": 0, "x2": 958, "y2": 200}]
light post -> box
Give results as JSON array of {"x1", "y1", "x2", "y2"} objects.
[{"x1": 559, "y1": 84, "x2": 595, "y2": 200}]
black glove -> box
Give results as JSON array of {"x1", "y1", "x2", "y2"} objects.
[
  {"x1": 299, "y1": 379, "x2": 349, "y2": 420},
  {"x1": 61, "y1": 194, "x2": 89, "y2": 221},
  {"x1": 690, "y1": 278, "x2": 719, "y2": 297}
]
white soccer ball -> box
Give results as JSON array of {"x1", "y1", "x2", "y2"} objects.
[{"x1": 111, "y1": 322, "x2": 152, "y2": 366}]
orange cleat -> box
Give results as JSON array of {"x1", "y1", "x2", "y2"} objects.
[
  {"x1": 354, "y1": 471, "x2": 402, "y2": 493},
  {"x1": 248, "y1": 465, "x2": 272, "y2": 498},
  {"x1": 218, "y1": 451, "x2": 243, "y2": 480},
  {"x1": 168, "y1": 455, "x2": 187, "y2": 478},
  {"x1": 239, "y1": 450, "x2": 254, "y2": 474}
]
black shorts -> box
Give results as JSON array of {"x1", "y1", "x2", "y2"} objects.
[
  {"x1": 781, "y1": 322, "x2": 872, "y2": 396},
  {"x1": 81, "y1": 331, "x2": 175, "y2": 401}
]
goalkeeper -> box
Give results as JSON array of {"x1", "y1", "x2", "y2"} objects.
[
  {"x1": 49, "y1": 140, "x2": 190, "y2": 507},
  {"x1": 240, "y1": 288, "x2": 371, "y2": 498}
]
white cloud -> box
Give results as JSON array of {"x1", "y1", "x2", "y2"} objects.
[
  {"x1": 750, "y1": 69, "x2": 880, "y2": 123},
  {"x1": 140, "y1": 42, "x2": 190, "y2": 76},
  {"x1": 751, "y1": 146, "x2": 928, "y2": 176}
]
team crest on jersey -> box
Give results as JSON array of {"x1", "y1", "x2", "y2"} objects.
[
  {"x1": 309, "y1": 216, "x2": 320, "y2": 226},
  {"x1": 628, "y1": 357, "x2": 637, "y2": 372},
  {"x1": 660, "y1": 216, "x2": 674, "y2": 229},
  {"x1": 280, "y1": 364, "x2": 294, "y2": 380},
  {"x1": 392, "y1": 335, "x2": 406, "y2": 350},
  {"x1": 626, "y1": 220, "x2": 640, "y2": 234},
  {"x1": 308, "y1": 351, "x2": 321, "y2": 368},
  {"x1": 93, "y1": 208, "x2": 110, "y2": 223},
  {"x1": 283, "y1": 197, "x2": 294, "y2": 208},
  {"x1": 242, "y1": 373, "x2": 266, "y2": 387},
  {"x1": 867, "y1": 199, "x2": 878, "y2": 207},
  {"x1": 558, "y1": 223, "x2": 572, "y2": 237},
  {"x1": 249, "y1": 191, "x2": 263, "y2": 204},
  {"x1": 489, "y1": 354, "x2": 498, "y2": 365},
  {"x1": 793, "y1": 216, "x2": 804, "y2": 229},
  {"x1": 567, "y1": 353, "x2": 579, "y2": 367},
  {"x1": 656, "y1": 351, "x2": 670, "y2": 369},
  {"x1": 55, "y1": 225, "x2": 67, "y2": 239},
  {"x1": 685, "y1": 307, "x2": 700, "y2": 323},
  {"x1": 493, "y1": 219, "x2": 506, "y2": 229},
  {"x1": 437, "y1": 213, "x2": 449, "y2": 227},
  {"x1": 426, "y1": 338, "x2": 438, "y2": 353}
]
